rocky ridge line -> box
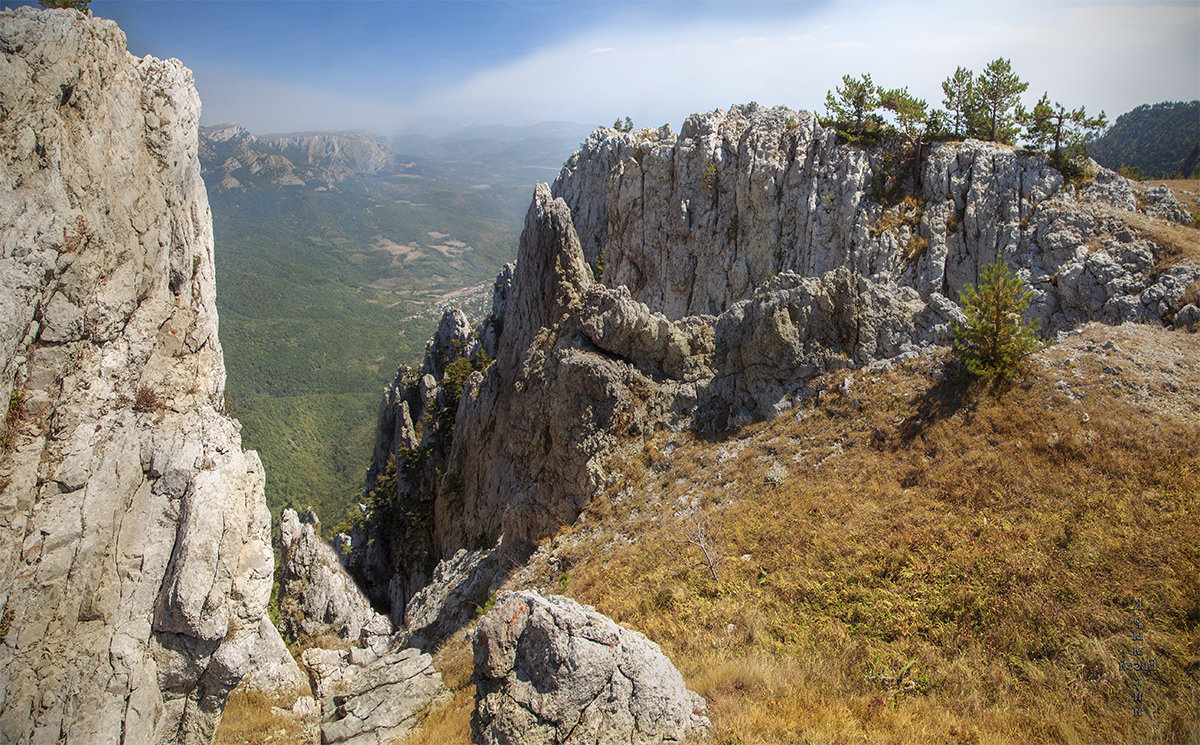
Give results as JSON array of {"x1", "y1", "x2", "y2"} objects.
[{"x1": 345, "y1": 104, "x2": 1200, "y2": 658}]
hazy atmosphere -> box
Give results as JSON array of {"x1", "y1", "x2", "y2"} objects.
[{"x1": 10, "y1": 0, "x2": 1199, "y2": 134}]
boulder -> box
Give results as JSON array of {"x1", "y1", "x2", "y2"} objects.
[
  {"x1": 302, "y1": 645, "x2": 444, "y2": 745},
  {"x1": 239, "y1": 616, "x2": 309, "y2": 693},
  {"x1": 473, "y1": 590, "x2": 709, "y2": 745}
]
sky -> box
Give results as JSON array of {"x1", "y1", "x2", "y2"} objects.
[{"x1": 9, "y1": 0, "x2": 1199, "y2": 136}]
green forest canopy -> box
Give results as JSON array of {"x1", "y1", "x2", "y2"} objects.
[{"x1": 1086, "y1": 101, "x2": 1200, "y2": 179}]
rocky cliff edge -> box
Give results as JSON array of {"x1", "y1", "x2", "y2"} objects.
[
  {"x1": 348, "y1": 104, "x2": 1199, "y2": 655},
  {"x1": 0, "y1": 8, "x2": 292, "y2": 743}
]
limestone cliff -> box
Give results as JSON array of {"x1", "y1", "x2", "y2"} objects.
[
  {"x1": 348, "y1": 104, "x2": 1198, "y2": 650},
  {"x1": 0, "y1": 8, "x2": 286, "y2": 743}
]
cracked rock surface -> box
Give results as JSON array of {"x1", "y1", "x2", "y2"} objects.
[
  {"x1": 278, "y1": 507, "x2": 393, "y2": 654},
  {"x1": 0, "y1": 8, "x2": 288, "y2": 743},
  {"x1": 473, "y1": 590, "x2": 709, "y2": 745},
  {"x1": 302, "y1": 645, "x2": 444, "y2": 745}
]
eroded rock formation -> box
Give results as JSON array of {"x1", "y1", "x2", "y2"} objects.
[
  {"x1": 278, "y1": 508, "x2": 393, "y2": 654},
  {"x1": 0, "y1": 8, "x2": 286, "y2": 742},
  {"x1": 351, "y1": 105, "x2": 1199, "y2": 659}
]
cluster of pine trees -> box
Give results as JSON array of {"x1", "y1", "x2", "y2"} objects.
[{"x1": 823, "y1": 58, "x2": 1106, "y2": 171}]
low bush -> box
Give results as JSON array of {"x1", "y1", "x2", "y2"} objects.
[{"x1": 952, "y1": 260, "x2": 1043, "y2": 379}]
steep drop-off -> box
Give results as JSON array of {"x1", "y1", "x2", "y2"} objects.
[
  {"x1": 0, "y1": 9, "x2": 291, "y2": 743},
  {"x1": 345, "y1": 104, "x2": 1199, "y2": 654}
]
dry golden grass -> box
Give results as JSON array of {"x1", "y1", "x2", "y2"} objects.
[
  {"x1": 506, "y1": 334, "x2": 1200, "y2": 744},
  {"x1": 214, "y1": 687, "x2": 311, "y2": 745},
  {"x1": 221, "y1": 328, "x2": 1199, "y2": 744}
]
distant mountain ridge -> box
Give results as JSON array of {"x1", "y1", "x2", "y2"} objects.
[
  {"x1": 1088, "y1": 100, "x2": 1200, "y2": 178},
  {"x1": 199, "y1": 124, "x2": 393, "y2": 189},
  {"x1": 199, "y1": 121, "x2": 593, "y2": 192}
]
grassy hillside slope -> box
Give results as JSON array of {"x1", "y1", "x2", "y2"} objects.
[{"x1": 415, "y1": 323, "x2": 1199, "y2": 745}]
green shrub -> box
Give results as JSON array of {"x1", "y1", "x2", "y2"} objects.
[
  {"x1": 39, "y1": 0, "x2": 90, "y2": 10},
  {"x1": 441, "y1": 357, "x2": 475, "y2": 411},
  {"x1": 591, "y1": 247, "x2": 605, "y2": 283},
  {"x1": 952, "y1": 260, "x2": 1044, "y2": 379},
  {"x1": 2, "y1": 388, "x2": 25, "y2": 452}
]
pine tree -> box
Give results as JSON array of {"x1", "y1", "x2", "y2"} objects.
[
  {"x1": 1020, "y1": 93, "x2": 1058, "y2": 152},
  {"x1": 1020, "y1": 93, "x2": 1107, "y2": 174},
  {"x1": 824, "y1": 73, "x2": 882, "y2": 143},
  {"x1": 941, "y1": 66, "x2": 975, "y2": 139},
  {"x1": 880, "y1": 87, "x2": 928, "y2": 151},
  {"x1": 973, "y1": 58, "x2": 1028, "y2": 144},
  {"x1": 39, "y1": 0, "x2": 90, "y2": 9},
  {"x1": 952, "y1": 260, "x2": 1043, "y2": 379}
]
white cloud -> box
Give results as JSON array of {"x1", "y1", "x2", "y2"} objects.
[
  {"x1": 200, "y1": 1, "x2": 1199, "y2": 134},
  {"x1": 413, "y1": 1, "x2": 1196, "y2": 131}
]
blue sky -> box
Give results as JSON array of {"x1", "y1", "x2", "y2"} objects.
[{"x1": 8, "y1": 0, "x2": 1199, "y2": 135}]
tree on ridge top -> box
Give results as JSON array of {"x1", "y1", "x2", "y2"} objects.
[
  {"x1": 975, "y1": 57, "x2": 1028, "y2": 144},
  {"x1": 39, "y1": 0, "x2": 91, "y2": 10}
]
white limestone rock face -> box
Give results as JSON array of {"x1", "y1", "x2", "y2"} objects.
[
  {"x1": 0, "y1": 7, "x2": 280, "y2": 743},
  {"x1": 473, "y1": 591, "x2": 709, "y2": 745},
  {"x1": 301, "y1": 645, "x2": 444, "y2": 745},
  {"x1": 554, "y1": 103, "x2": 1197, "y2": 331},
  {"x1": 278, "y1": 508, "x2": 394, "y2": 654},
  {"x1": 239, "y1": 616, "x2": 309, "y2": 694}
]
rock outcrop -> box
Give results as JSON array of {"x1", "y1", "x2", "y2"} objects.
[
  {"x1": 301, "y1": 645, "x2": 445, "y2": 745},
  {"x1": 0, "y1": 8, "x2": 283, "y2": 742},
  {"x1": 554, "y1": 105, "x2": 1196, "y2": 330},
  {"x1": 350, "y1": 104, "x2": 1200, "y2": 656},
  {"x1": 473, "y1": 591, "x2": 709, "y2": 745},
  {"x1": 278, "y1": 508, "x2": 393, "y2": 654}
]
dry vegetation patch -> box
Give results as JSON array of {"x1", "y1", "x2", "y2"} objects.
[
  {"x1": 503, "y1": 324, "x2": 1199, "y2": 744},
  {"x1": 273, "y1": 324, "x2": 1199, "y2": 743},
  {"x1": 402, "y1": 628, "x2": 476, "y2": 745},
  {"x1": 215, "y1": 687, "x2": 315, "y2": 745}
]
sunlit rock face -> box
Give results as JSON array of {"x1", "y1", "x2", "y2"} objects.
[
  {"x1": 0, "y1": 8, "x2": 283, "y2": 743},
  {"x1": 352, "y1": 104, "x2": 1198, "y2": 656}
]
